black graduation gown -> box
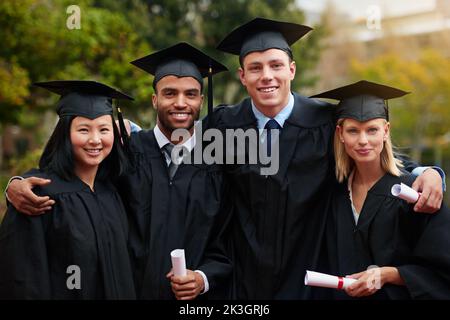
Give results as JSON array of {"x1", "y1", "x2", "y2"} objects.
[
  {"x1": 210, "y1": 93, "x2": 336, "y2": 299},
  {"x1": 119, "y1": 130, "x2": 231, "y2": 300},
  {"x1": 327, "y1": 173, "x2": 450, "y2": 299},
  {"x1": 0, "y1": 170, "x2": 136, "y2": 299}
]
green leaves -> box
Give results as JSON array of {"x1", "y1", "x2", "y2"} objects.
[{"x1": 1, "y1": 0, "x2": 324, "y2": 126}]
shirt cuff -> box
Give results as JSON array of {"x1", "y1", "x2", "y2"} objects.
[
  {"x1": 129, "y1": 121, "x2": 142, "y2": 133},
  {"x1": 4, "y1": 176, "x2": 24, "y2": 203},
  {"x1": 412, "y1": 166, "x2": 446, "y2": 192},
  {"x1": 194, "y1": 270, "x2": 209, "y2": 294}
]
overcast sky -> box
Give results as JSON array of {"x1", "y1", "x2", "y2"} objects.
[{"x1": 296, "y1": 0, "x2": 436, "y2": 19}]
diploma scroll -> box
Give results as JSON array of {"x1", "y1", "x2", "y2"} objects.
[
  {"x1": 304, "y1": 270, "x2": 356, "y2": 290},
  {"x1": 391, "y1": 183, "x2": 420, "y2": 203},
  {"x1": 170, "y1": 249, "x2": 187, "y2": 277}
]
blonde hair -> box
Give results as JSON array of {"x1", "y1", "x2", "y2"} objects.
[{"x1": 334, "y1": 118, "x2": 404, "y2": 183}]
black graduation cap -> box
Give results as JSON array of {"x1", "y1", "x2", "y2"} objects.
[
  {"x1": 130, "y1": 42, "x2": 228, "y2": 114},
  {"x1": 35, "y1": 80, "x2": 134, "y2": 150},
  {"x1": 34, "y1": 80, "x2": 133, "y2": 119},
  {"x1": 216, "y1": 17, "x2": 312, "y2": 58},
  {"x1": 310, "y1": 80, "x2": 410, "y2": 121}
]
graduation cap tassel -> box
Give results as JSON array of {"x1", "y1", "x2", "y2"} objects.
[
  {"x1": 208, "y1": 59, "x2": 213, "y2": 116},
  {"x1": 116, "y1": 106, "x2": 130, "y2": 152}
]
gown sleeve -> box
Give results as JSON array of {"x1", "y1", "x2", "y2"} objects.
[
  {"x1": 397, "y1": 205, "x2": 450, "y2": 299},
  {"x1": 0, "y1": 205, "x2": 52, "y2": 299},
  {"x1": 116, "y1": 131, "x2": 153, "y2": 295},
  {"x1": 394, "y1": 152, "x2": 419, "y2": 173}
]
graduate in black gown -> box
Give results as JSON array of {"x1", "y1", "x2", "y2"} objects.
[
  {"x1": 211, "y1": 17, "x2": 446, "y2": 299},
  {"x1": 0, "y1": 81, "x2": 136, "y2": 299},
  {"x1": 120, "y1": 43, "x2": 232, "y2": 299},
  {"x1": 312, "y1": 80, "x2": 450, "y2": 299}
]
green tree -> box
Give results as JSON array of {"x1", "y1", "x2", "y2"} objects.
[
  {"x1": 0, "y1": 0, "x2": 154, "y2": 139},
  {"x1": 0, "y1": 0, "x2": 154, "y2": 205}
]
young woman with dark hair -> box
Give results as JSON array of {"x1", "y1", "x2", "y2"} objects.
[
  {"x1": 0, "y1": 81, "x2": 136, "y2": 299},
  {"x1": 39, "y1": 114, "x2": 128, "y2": 182}
]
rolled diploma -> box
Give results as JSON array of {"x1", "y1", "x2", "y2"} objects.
[
  {"x1": 391, "y1": 183, "x2": 420, "y2": 203},
  {"x1": 304, "y1": 270, "x2": 356, "y2": 290},
  {"x1": 171, "y1": 249, "x2": 187, "y2": 277}
]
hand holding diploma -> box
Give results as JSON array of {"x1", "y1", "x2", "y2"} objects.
[
  {"x1": 168, "y1": 249, "x2": 204, "y2": 300},
  {"x1": 391, "y1": 183, "x2": 420, "y2": 203},
  {"x1": 304, "y1": 270, "x2": 356, "y2": 290}
]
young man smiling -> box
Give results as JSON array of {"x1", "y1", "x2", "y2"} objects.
[{"x1": 238, "y1": 47, "x2": 295, "y2": 118}]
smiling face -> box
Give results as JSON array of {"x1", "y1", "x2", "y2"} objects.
[
  {"x1": 239, "y1": 48, "x2": 296, "y2": 117},
  {"x1": 70, "y1": 115, "x2": 114, "y2": 173},
  {"x1": 152, "y1": 75, "x2": 203, "y2": 138},
  {"x1": 337, "y1": 118, "x2": 389, "y2": 166}
]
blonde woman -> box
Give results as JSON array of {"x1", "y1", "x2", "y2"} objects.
[{"x1": 312, "y1": 80, "x2": 450, "y2": 300}]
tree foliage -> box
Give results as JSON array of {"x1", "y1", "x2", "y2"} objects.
[
  {"x1": 1, "y1": 0, "x2": 325, "y2": 125},
  {"x1": 0, "y1": 0, "x2": 153, "y2": 129}
]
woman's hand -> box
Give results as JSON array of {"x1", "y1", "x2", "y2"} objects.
[{"x1": 344, "y1": 266, "x2": 404, "y2": 298}]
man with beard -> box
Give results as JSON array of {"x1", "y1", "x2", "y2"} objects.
[
  {"x1": 123, "y1": 42, "x2": 231, "y2": 299},
  {"x1": 5, "y1": 43, "x2": 232, "y2": 300}
]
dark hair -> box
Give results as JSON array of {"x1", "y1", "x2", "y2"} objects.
[{"x1": 39, "y1": 115, "x2": 129, "y2": 182}]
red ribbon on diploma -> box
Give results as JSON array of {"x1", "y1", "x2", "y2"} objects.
[{"x1": 337, "y1": 277, "x2": 344, "y2": 290}]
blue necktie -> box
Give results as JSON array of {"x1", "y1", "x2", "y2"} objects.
[{"x1": 264, "y1": 119, "x2": 281, "y2": 157}]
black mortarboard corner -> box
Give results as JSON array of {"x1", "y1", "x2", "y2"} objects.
[
  {"x1": 216, "y1": 17, "x2": 312, "y2": 59},
  {"x1": 310, "y1": 80, "x2": 410, "y2": 122},
  {"x1": 130, "y1": 42, "x2": 228, "y2": 115},
  {"x1": 34, "y1": 80, "x2": 134, "y2": 150}
]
